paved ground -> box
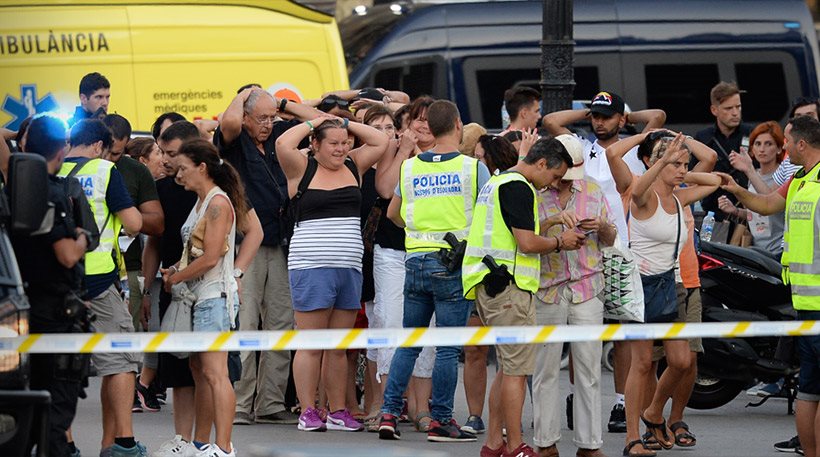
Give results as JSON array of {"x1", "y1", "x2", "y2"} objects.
[{"x1": 70, "y1": 366, "x2": 799, "y2": 457}]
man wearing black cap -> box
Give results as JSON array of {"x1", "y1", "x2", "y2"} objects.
[{"x1": 542, "y1": 92, "x2": 666, "y2": 434}]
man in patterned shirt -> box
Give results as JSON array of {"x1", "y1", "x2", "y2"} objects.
[{"x1": 531, "y1": 135, "x2": 616, "y2": 457}]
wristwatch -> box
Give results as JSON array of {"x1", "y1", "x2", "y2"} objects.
[
  {"x1": 279, "y1": 98, "x2": 288, "y2": 112},
  {"x1": 233, "y1": 268, "x2": 244, "y2": 279}
]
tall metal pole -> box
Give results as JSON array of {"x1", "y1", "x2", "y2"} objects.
[{"x1": 541, "y1": 0, "x2": 575, "y2": 115}]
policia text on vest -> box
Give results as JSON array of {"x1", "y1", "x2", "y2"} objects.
[{"x1": 783, "y1": 162, "x2": 820, "y2": 310}]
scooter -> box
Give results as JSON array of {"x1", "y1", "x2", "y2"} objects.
[{"x1": 690, "y1": 239, "x2": 798, "y2": 412}]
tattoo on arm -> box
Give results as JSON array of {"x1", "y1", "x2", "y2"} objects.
[{"x1": 207, "y1": 203, "x2": 222, "y2": 222}]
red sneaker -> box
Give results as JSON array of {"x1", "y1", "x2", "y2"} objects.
[
  {"x1": 502, "y1": 442, "x2": 539, "y2": 457},
  {"x1": 480, "y1": 440, "x2": 506, "y2": 457}
]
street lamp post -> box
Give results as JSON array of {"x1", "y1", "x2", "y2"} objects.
[{"x1": 541, "y1": 0, "x2": 575, "y2": 115}]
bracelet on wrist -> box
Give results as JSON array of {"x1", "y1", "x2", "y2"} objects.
[
  {"x1": 554, "y1": 235, "x2": 562, "y2": 252},
  {"x1": 305, "y1": 120, "x2": 314, "y2": 132}
]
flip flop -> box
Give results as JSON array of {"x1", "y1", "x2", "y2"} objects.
[
  {"x1": 640, "y1": 414, "x2": 673, "y2": 450},
  {"x1": 670, "y1": 421, "x2": 697, "y2": 447}
]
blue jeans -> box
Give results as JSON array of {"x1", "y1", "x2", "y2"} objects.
[
  {"x1": 797, "y1": 310, "x2": 820, "y2": 401},
  {"x1": 381, "y1": 253, "x2": 472, "y2": 423}
]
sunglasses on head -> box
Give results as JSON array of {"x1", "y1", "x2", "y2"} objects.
[{"x1": 319, "y1": 98, "x2": 350, "y2": 112}]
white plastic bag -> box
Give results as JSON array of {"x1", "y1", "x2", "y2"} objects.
[{"x1": 601, "y1": 234, "x2": 645, "y2": 323}]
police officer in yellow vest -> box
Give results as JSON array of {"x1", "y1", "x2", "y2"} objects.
[
  {"x1": 379, "y1": 100, "x2": 490, "y2": 442},
  {"x1": 717, "y1": 115, "x2": 820, "y2": 457},
  {"x1": 59, "y1": 119, "x2": 146, "y2": 456},
  {"x1": 462, "y1": 138, "x2": 585, "y2": 457}
]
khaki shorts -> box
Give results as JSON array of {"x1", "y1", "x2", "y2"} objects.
[
  {"x1": 653, "y1": 283, "x2": 703, "y2": 361},
  {"x1": 90, "y1": 284, "x2": 140, "y2": 377},
  {"x1": 475, "y1": 283, "x2": 536, "y2": 376}
]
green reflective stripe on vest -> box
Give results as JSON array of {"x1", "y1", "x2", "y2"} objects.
[
  {"x1": 462, "y1": 172, "x2": 540, "y2": 299},
  {"x1": 58, "y1": 159, "x2": 121, "y2": 275},
  {"x1": 400, "y1": 154, "x2": 478, "y2": 253},
  {"x1": 784, "y1": 169, "x2": 820, "y2": 310}
]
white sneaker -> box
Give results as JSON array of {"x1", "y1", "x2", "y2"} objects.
[
  {"x1": 151, "y1": 435, "x2": 197, "y2": 457},
  {"x1": 194, "y1": 443, "x2": 236, "y2": 457},
  {"x1": 746, "y1": 381, "x2": 767, "y2": 396}
]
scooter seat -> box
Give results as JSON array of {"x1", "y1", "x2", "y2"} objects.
[{"x1": 701, "y1": 240, "x2": 783, "y2": 279}]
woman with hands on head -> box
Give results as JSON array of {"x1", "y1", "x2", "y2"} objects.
[
  {"x1": 718, "y1": 121, "x2": 786, "y2": 255},
  {"x1": 275, "y1": 113, "x2": 388, "y2": 433},
  {"x1": 621, "y1": 133, "x2": 721, "y2": 457},
  {"x1": 406, "y1": 97, "x2": 436, "y2": 154}
]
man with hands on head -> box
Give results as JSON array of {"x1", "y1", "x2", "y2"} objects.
[
  {"x1": 215, "y1": 87, "x2": 322, "y2": 425},
  {"x1": 543, "y1": 92, "x2": 666, "y2": 433}
]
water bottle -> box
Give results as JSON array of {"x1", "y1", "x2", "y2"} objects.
[{"x1": 701, "y1": 211, "x2": 715, "y2": 242}]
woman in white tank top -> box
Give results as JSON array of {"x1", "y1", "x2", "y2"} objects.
[
  {"x1": 622, "y1": 134, "x2": 721, "y2": 457},
  {"x1": 161, "y1": 139, "x2": 263, "y2": 456}
]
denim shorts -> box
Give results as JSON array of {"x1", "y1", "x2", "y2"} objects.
[
  {"x1": 289, "y1": 267, "x2": 363, "y2": 312},
  {"x1": 797, "y1": 310, "x2": 820, "y2": 401},
  {"x1": 192, "y1": 294, "x2": 239, "y2": 332}
]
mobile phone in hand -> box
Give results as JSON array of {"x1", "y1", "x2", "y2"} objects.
[{"x1": 576, "y1": 218, "x2": 594, "y2": 227}]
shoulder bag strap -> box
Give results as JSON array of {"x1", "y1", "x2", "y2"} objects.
[{"x1": 672, "y1": 196, "x2": 682, "y2": 263}]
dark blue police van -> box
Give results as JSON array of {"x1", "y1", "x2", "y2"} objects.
[{"x1": 341, "y1": 0, "x2": 820, "y2": 133}]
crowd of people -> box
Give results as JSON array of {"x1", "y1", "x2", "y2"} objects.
[{"x1": 3, "y1": 71, "x2": 820, "y2": 457}]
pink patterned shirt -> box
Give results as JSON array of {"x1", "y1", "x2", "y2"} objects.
[{"x1": 537, "y1": 178, "x2": 614, "y2": 304}]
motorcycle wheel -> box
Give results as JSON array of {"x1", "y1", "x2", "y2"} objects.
[{"x1": 686, "y1": 373, "x2": 744, "y2": 410}]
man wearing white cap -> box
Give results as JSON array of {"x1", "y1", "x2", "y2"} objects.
[{"x1": 532, "y1": 134, "x2": 616, "y2": 457}]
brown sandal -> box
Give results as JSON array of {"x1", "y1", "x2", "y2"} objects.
[{"x1": 622, "y1": 440, "x2": 656, "y2": 457}]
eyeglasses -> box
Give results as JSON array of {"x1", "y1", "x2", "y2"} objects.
[
  {"x1": 372, "y1": 124, "x2": 396, "y2": 132},
  {"x1": 250, "y1": 115, "x2": 276, "y2": 125}
]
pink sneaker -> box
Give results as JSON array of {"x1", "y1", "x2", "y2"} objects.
[
  {"x1": 297, "y1": 407, "x2": 326, "y2": 432},
  {"x1": 327, "y1": 409, "x2": 364, "y2": 431}
]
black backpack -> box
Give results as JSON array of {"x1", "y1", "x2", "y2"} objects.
[
  {"x1": 281, "y1": 155, "x2": 360, "y2": 248},
  {"x1": 62, "y1": 159, "x2": 102, "y2": 252}
]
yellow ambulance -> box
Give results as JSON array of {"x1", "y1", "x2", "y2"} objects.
[{"x1": 0, "y1": 0, "x2": 349, "y2": 131}]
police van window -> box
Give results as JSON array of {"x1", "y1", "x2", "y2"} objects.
[
  {"x1": 374, "y1": 62, "x2": 436, "y2": 100},
  {"x1": 735, "y1": 63, "x2": 789, "y2": 123},
  {"x1": 645, "y1": 64, "x2": 719, "y2": 125},
  {"x1": 472, "y1": 66, "x2": 600, "y2": 129}
]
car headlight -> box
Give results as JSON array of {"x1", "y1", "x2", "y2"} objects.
[{"x1": 0, "y1": 299, "x2": 28, "y2": 387}]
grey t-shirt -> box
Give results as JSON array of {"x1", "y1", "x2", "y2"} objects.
[{"x1": 748, "y1": 171, "x2": 785, "y2": 255}]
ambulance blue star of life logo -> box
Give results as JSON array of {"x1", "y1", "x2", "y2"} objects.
[{"x1": 2, "y1": 84, "x2": 59, "y2": 130}]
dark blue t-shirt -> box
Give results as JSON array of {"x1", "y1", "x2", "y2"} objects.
[{"x1": 65, "y1": 157, "x2": 134, "y2": 299}]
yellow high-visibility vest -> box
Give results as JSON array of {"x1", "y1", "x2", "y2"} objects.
[
  {"x1": 58, "y1": 158, "x2": 121, "y2": 276},
  {"x1": 399, "y1": 154, "x2": 478, "y2": 253},
  {"x1": 462, "y1": 172, "x2": 540, "y2": 299},
  {"x1": 783, "y1": 161, "x2": 820, "y2": 310}
]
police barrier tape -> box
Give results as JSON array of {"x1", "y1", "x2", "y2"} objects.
[{"x1": 2, "y1": 320, "x2": 819, "y2": 354}]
